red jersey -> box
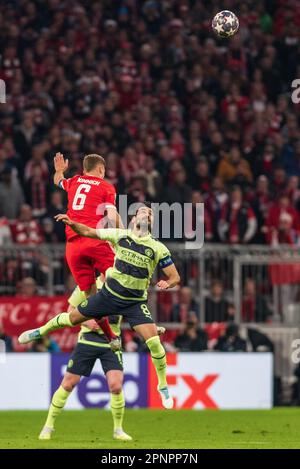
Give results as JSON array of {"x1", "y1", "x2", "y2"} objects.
[{"x1": 59, "y1": 175, "x2": 116, "y2": 241}]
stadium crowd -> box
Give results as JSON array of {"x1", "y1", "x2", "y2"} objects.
[
  {"x1": 1, "y1": 0, "x2": 300, "y2": 244},
  {"x1": 0, "y1": 0, "x2": 300, "y2": 325}
]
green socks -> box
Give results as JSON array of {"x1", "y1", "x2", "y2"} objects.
[
  {"x1": 39, "y1": 313, "x2": 73, "y2": 336},
  {"x1": 45, "y1": 388, "x2": 125, "y2": 432},
  {"x1": 45, "y1": 385, "x2": 71, "y2": 429},
  {"x1": 110, "y1": 391, "x2": 125, "y2": 431},
  {"x1": 146, "y1": 335, "x2": 167, "y2": 389}
]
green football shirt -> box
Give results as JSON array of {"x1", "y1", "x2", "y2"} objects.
[{"x1": 96, "y1": 228, "x2": 174, "y2": 301}]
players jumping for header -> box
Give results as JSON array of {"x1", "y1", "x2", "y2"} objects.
[
  {"x1": 19, "y1": 204, "x2": 181, "y2": 409},
  {"x1": 54, "y1": 152, "x2": 123, "y2": 351}
]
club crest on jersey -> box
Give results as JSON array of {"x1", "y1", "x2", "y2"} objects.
[
  {"x1": 145, "y1": 248, "x2": 154, "y2": 258},
  {"x1": 80, "y1": 300, "x2": 88, "y2": 308}
]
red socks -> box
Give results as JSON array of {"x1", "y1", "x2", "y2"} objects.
[{"x1": 96, "y1": 317, "x2": 117, "y2": 340}]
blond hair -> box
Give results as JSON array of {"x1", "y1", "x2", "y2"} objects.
[{"x1": 83, "y1": 154, "x2": 105, "y2": 172}]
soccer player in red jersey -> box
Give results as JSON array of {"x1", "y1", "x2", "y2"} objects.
[{"x1": 53, "y1": 152, "x2": 123, "y2": 349}]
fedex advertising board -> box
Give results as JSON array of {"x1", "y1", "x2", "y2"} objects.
[{"x1": 0, "y1": 353, "x2": 273, "y2": 410}]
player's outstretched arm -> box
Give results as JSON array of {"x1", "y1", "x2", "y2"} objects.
[
  {"x1": 157, "y1": 264, "x2": 181, "y2": 290},
  {"x1": 54, "y1": 214, "x2": 98, "y2": 238},
  {"x1": 53, "y1": 152, "x2": 69, "y2": 186},
  {"x1": 106, "y1": 206, "x2": 124, "y2": 229}
]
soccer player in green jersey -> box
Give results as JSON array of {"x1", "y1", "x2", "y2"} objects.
[
  {"x1": 39, "y1": 277, "x2": 132, "y2": 442},
  {"x1": 19, "y1": 205, "x2": 181, "y2": 409}
]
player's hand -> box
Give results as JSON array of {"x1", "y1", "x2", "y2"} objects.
[
  {"x1": 156, "y1": 280, "x2": 170, "y2": 290},
  {"x1": 82, "y1": 320, "x2": 100, "y2": 331},
  {"x1": 54, "y1": 152, "x2": 69, "y2": 172},
  {"x1": 54, "y1": 214, "x2": 73, "y2": 225}
]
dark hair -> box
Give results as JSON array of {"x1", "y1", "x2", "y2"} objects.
[{"x1": 134, "y1": 201, "x2": 152, "y2": 215}]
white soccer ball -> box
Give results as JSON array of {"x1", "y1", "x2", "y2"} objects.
[{"x1": 212, "y1": 10, "x2": 239, "y2": 38}]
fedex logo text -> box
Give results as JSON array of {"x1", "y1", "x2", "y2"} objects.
[
  {"x1": 149, "y1": 354, "x2": 219, "y2": 409},
  {"x1": 167, "y1": 373, "x2": 219, "y2": 409},
  {"x1": 149, "y1": 352, "x2": 273, "y2": 410},
  {"x1": 48, "y1": 352, "x2": 272, "y2": 411}
]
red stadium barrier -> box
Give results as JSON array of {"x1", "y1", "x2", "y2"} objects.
[
  {"x1": 269, "y1": 264, "x2": 300, "y2": 285},
  {"x1": 0, "y1": 296, "x2": 79, "y2": 352}
]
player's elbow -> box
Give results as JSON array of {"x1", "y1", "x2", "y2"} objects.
[
  {"x1": 84, "y1": 228, "x2": 93, "y2": 238},
  {"x1": 86, "y1": 228, "x2": 97, "y2": 239}
]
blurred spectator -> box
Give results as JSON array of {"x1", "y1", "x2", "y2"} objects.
[
  {"x1": 45, "y1": 191, "x2": 66, "y2": 242},
  {"x1": 214, "y1": 323, "x2": 247, "y2": 352},
  {"x1": 165, "y1": 167, "x2": 192, "y2": 205},
  {"x1": 271, "y1": 167, "x2": 287, "y2": 195},
  {"x1": 206, "y1": 177, "x2": 229, "y2": 241},
  {"x1": 30, "y1": 336, "x2": 61, "y2": 353},
  {"x1": 287, "y1": 176, "x2": 300, "y2": 209},
  {"x1": 0, "y1": 217, "x2": 12, "y2": 245},
  {"x1": 24, "y1": 145, "x2": 49, "y2": 182},
  {"x1": 0, "y1": 321, "x2": 13, "y2": 352},
  {"x1": 10, "y1": 204, "x2": 44, "y2": 245},
  {"x1": 247, "y1": 327, "x2": 274, "y2": 352},
  {"x1": 105, "y1": 152, "x2": 125, "y2": 194},
  {"x1": 126, "y1": 176, "x2": 149, "y2": 206},
  {"x1": 170, "y1": 287, "x2": 199, "y2": 322},
  {"x1": 13, "y1": 110, "x2": 40, "y2": 163},
  {"x1": 191, "y1": 157, "x2": 211, "y2": 194},
  {"x1": 24, "y1": 163, "x2": 49, "y2": 217},
  {"x1": 205, "y1": 280, "x2": 232, "y2": 323},
  {"x1": 42, "y1": 217, "x2": 58, "y2": 243},
  {"x1": 16, "y1": 277, "x2": 37, "y2": 298},
  {"x1": 185, "y1": 191, "x2": 213, "y2": 242},
  {"x1": 242, "y1": 278, "x2": 272, "y2": 322},
  {"x1": 217, "y1": 146, "x2": 253, "y2": 186},
  {"x1": 218, "y1": 186, "x2": 257, "y2": 244},
  {"x1": 137, "y1": 155, "x2": 162, "y2": 201},
  {"x1": 269, "y1": 212, "x2": 300, "y2": 246},
  {"x1": 0, "y1": 258, "x2": 23, "y2": 295},
  {"x1": 0, "y1": 168, "x2": 24, "y2": 219},
  {"x1": 265, "y1": 194, "x2": 300, "y2": 244},
  {"x1": 252, "y1": 175, "x2": 272, "y2": 243},
  {"x1": 174, "y1": 317, "x2": 208, "y2": 352}
]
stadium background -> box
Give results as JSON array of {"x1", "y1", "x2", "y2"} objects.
[{"x1": 0, "y1": 0, "x2": 300, "y2": 413}]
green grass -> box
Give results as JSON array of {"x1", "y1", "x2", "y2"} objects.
[{"x1": 1, "y1": 408, "x2": 300, "y2": 449}]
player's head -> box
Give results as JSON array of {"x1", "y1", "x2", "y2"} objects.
[
  {"x1": 83, "y1": 154, "x2": 105, "y2": 178},
  {"x1": 133, "y1": 202, "x2": 154, "y2": 232}
]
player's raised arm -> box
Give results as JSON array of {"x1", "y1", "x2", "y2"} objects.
[
  {"x1": 53, "y1": 152, "x2": 69, "y2": 186},
  {"x1": 157, "y1": 263, "x2": 181, "y2": 290},
  {"x1": 54, "y1": 214, "x2": 98, "y2": 239},
  {"x1": 155, "y1": 244, "x2": 181, "y2": 290},
  {"x1": 106, "y1": 206, "x2": 124, "y2": 229}
]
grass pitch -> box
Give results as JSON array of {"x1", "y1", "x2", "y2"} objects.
[{"x1": 0, "y1": 408, "x2": 300, "y2": 449}]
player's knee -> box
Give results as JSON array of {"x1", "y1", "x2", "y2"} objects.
[
  {"x1": 108, "y1": 380, "x2": 122, "y2": 394},
  {"x1": 69, "y1": 309, "x2": 84, "y2": 325},
  {"x1": 62, "y1": 375, "x2": 79, "y2": 392}
]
